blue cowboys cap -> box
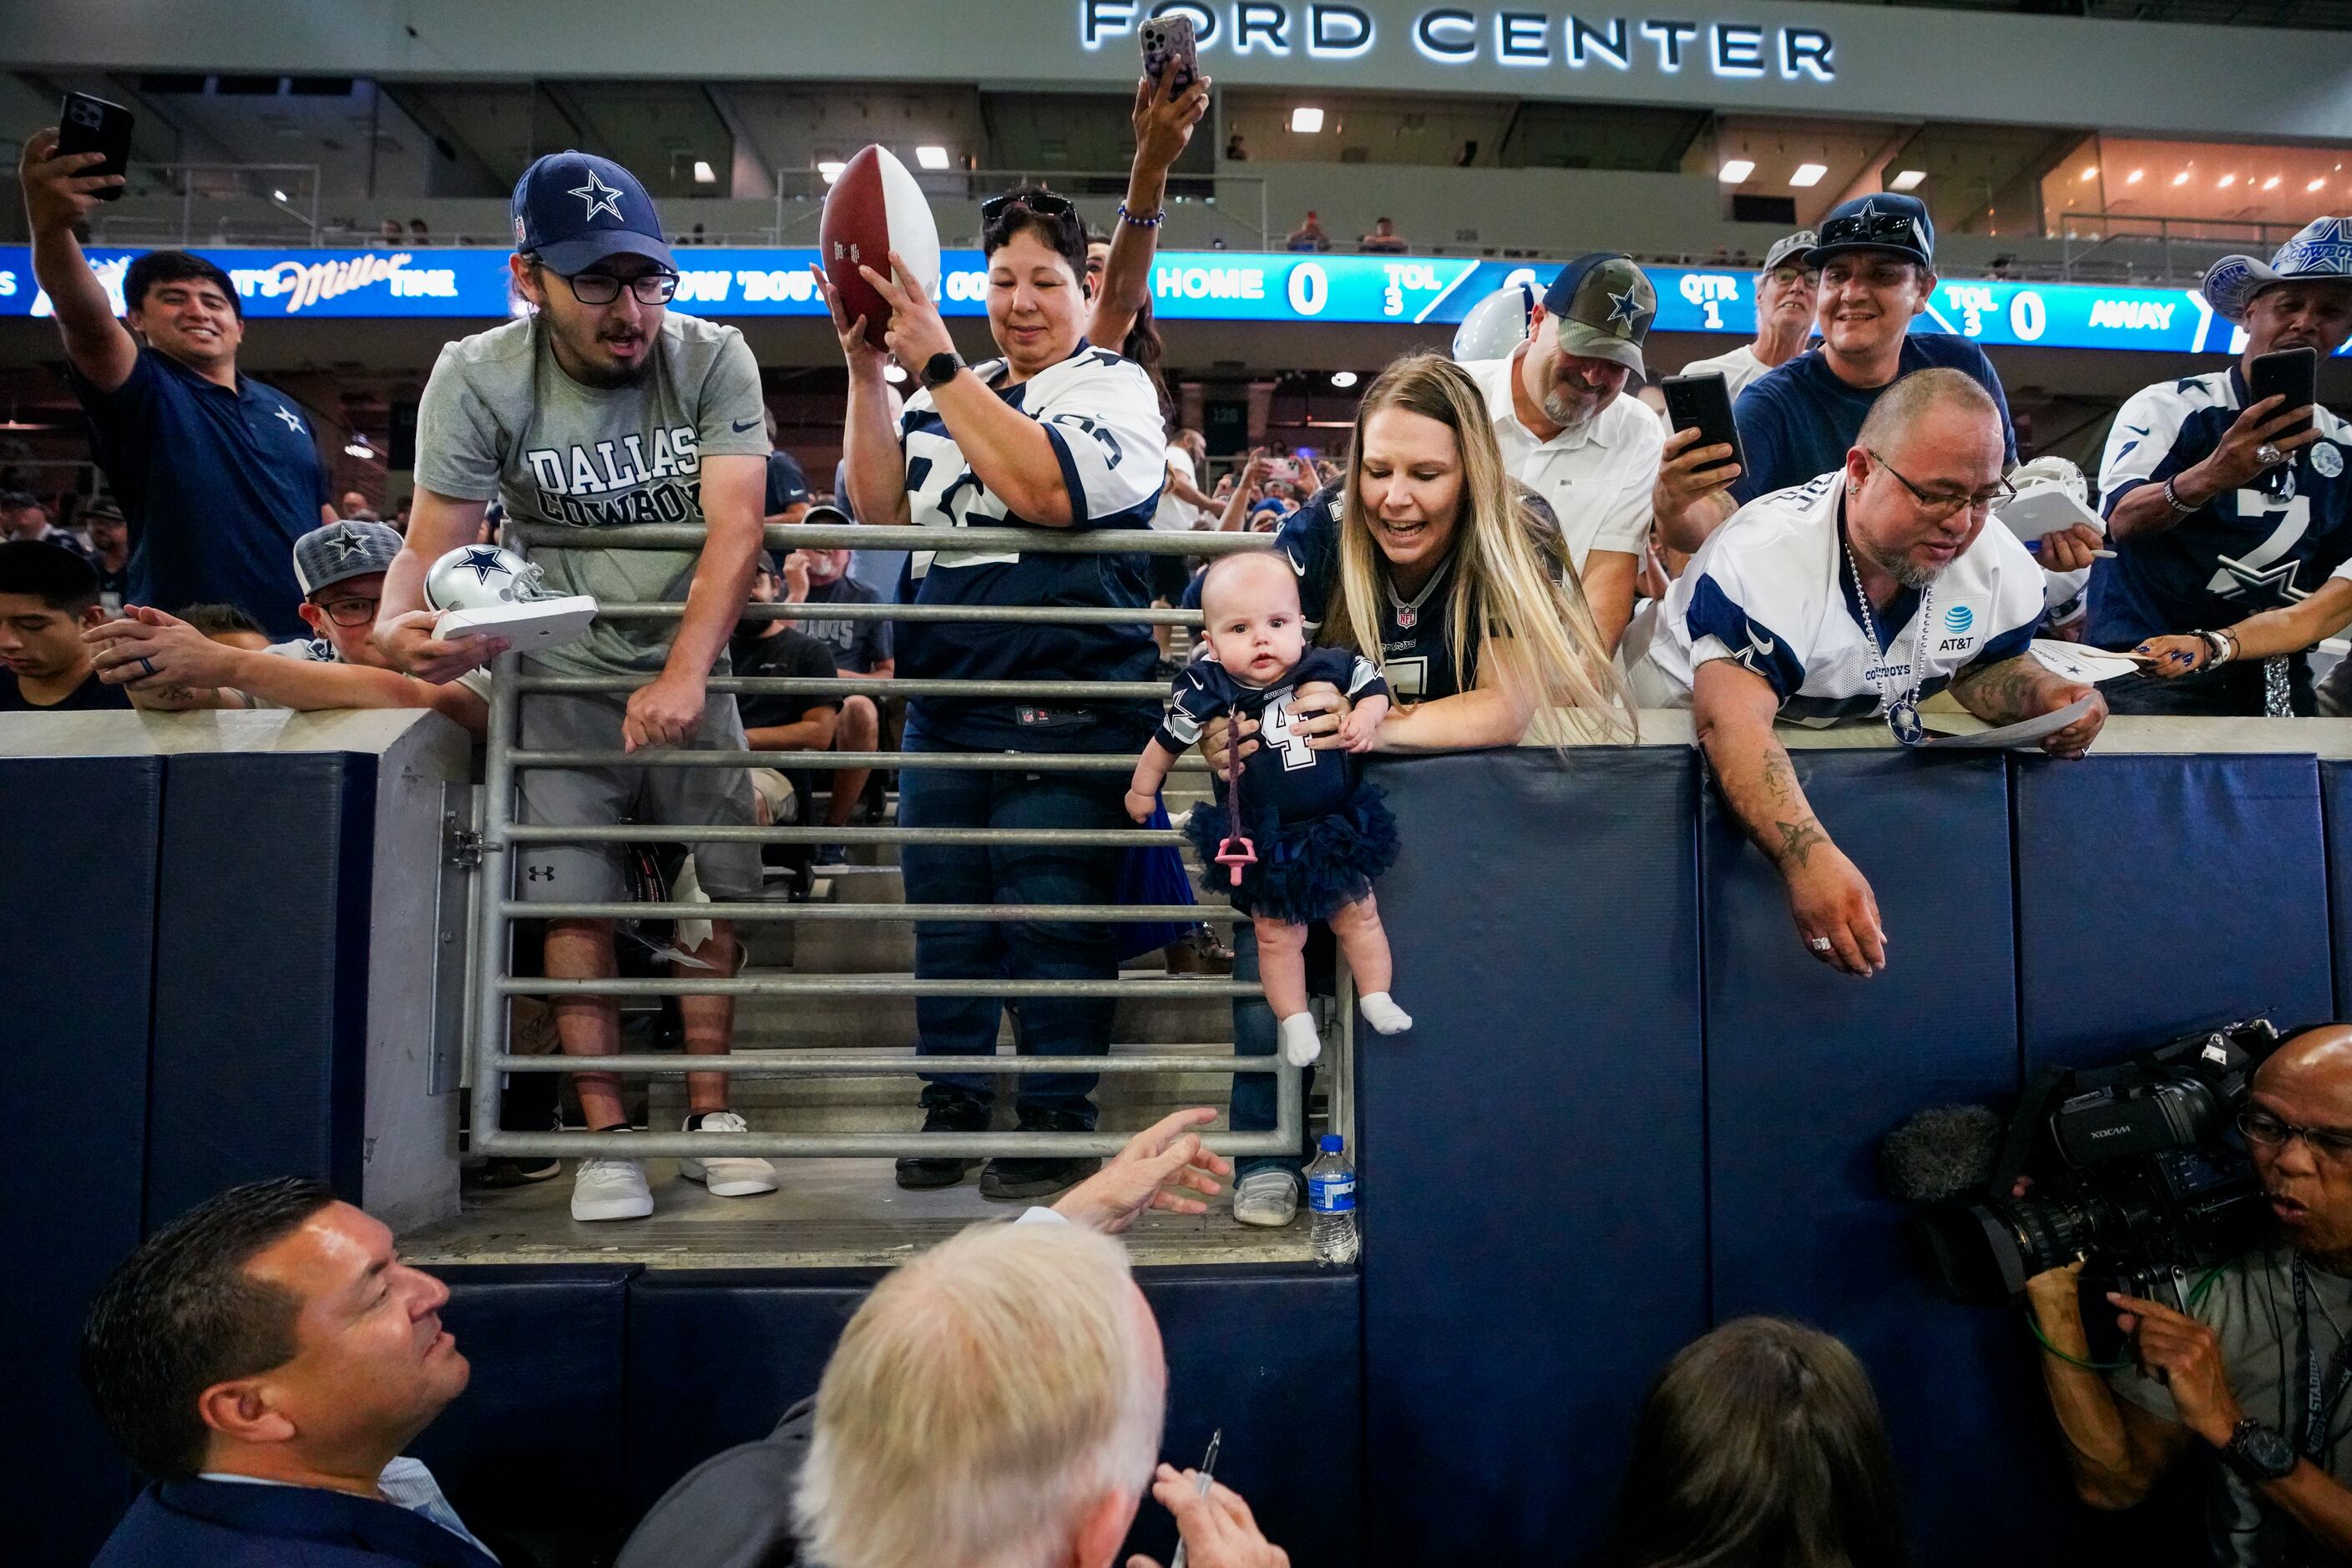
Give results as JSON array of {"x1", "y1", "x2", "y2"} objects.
[
  {"x1": 1807, "y1": 193, "x2": 1935, "y2": 271},
  {"x1": 2202, "y1": 217, "x2": 2352, "y2": 325},
  {"x1": 510, "y1": 150, "x2": 674, "y2": 275},
  {"x1": 292, "y1": 518, "x2": 402, "y2": 599},
  {"x1": 1541, "y1": 252, "x2": 1657, "y2": 378}
]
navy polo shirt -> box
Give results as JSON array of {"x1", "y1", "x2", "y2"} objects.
[
  {"x1": 71, "y1": 347, "x2": 326, "y2": 639},
  {"x1": 1729, "y1": 336, "x2": 2016, "y2": 506}
]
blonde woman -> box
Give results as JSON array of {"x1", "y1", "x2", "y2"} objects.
[{"x1": 1219, "y1": 350, "x2": 1626, "y2": 1227}]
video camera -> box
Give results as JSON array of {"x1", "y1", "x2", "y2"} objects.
[{"x1": 1884, "y1": 1019, "x2": 2283, "y2": 1312}]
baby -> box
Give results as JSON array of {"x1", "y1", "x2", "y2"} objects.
[{"x1": 1126, "y1": 550, "x2": 1412, "y2": 1066}]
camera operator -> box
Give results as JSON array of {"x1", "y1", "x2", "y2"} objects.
[{"x1": 2027, "y1": 1024, "x2": 2352, "y2": 1565}]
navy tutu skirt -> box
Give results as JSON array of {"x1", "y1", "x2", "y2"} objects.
[{"x1": 1183, "y1": 782, "x2": 1400, "y2": 924}]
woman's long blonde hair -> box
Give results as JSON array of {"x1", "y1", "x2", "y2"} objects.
[{"x1": 1326, "y1": 352, "x2": 1630, "y2": 738}]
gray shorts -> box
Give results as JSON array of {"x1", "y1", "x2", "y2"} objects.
[{"x1": 513, "y1": 689, "x2": 761, "y2": 904}]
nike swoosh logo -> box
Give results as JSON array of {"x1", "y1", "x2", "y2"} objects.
[
  {"x1": 732, "y1": 417, "x2": 760, "y2": 432},
  {"x1": 1746, "y1": 624, "x2": 1774, "y2": 655}
]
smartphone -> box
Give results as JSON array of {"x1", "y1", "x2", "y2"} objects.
[
  {"x1": 1141, "y1": 13, "x2": 1200, "y2": 94},
  {"x1": 1660, "y1": 371, "x2": 1746, "y2": 482},
  {"x1": 2250, "y1": 345, "x2": 2319, "y2": 447},
  {"x1": 57, "y1": 92, "x2": 134, "y2": 203}
]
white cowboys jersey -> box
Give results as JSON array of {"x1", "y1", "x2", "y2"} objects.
[{"x1": 1631, "y1": 470, "x2": 2045, "y2": 724}]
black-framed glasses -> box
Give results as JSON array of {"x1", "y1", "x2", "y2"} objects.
[
  {"x1": 317, "y1": 593, "x2": 379, "y2": 628},
  {"x1": 1866, "y1": 449, "x2": 2014, "y2": 519},
  {"x1": 2238, "y1": 1108, "x2": 2352, "y2": 1163},
  {"x1": 1818, "y1": 208, "x2": 1927, "y2": 257},
  {"x1": 559, "y1": 270, "x2": 679, "y2": 306},
  {"x1": 981, "y1": 190, "x2": 1077, "y2": 225}
]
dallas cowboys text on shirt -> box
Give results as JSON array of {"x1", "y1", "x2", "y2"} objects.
[{"x1": 524, "y1": 424, "x2": 703, "y2": 528}]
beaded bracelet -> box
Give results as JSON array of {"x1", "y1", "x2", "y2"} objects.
[{"x1": 1116, "y1": 202, "x2": 1165, "y2": 229}]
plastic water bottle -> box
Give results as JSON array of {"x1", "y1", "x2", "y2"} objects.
[{"x1": 1306, "y1": 1134, "x2": 1358, "y2": 1266}]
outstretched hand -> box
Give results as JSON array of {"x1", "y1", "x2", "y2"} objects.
[{"x1": 1052, "y1": 1108, "x2": 1232, "y2": 1234}]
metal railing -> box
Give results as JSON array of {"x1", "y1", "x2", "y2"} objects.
[{"x1": 466, "y1": 520, "x2": 1302, "y2": 1161}]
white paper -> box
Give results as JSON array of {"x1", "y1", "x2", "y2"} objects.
[
  {"x1": 1996, "y1": 486, "x2": 2106, "y2": 544},
  {"x1": 2026, "y1": 639, "x2": 2151, "y2": 685},
  {"x1": 1923, "y1": 693, "x2": 2102, "y2": 750}
]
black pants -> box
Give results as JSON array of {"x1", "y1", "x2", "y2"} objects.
[{"x1": 2100, "y1": 656, "x2": 2317, "y2": 717}]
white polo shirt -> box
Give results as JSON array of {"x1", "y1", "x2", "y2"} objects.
[
  {"x1": 1631, "y1": 470, "x2": 2045, "y2": 725},
  {"x1": 1677, "y1": 341, "x2": 1773, "y2": 401},
  {"x1": 1462, "y1": 352, "x2": 1662, "y2": 570}
]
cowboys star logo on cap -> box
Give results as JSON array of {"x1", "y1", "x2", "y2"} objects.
[
  {"x1": 1541, "y1": 252, "x2": 1657, "y2": 378},
  {"x1": 1606, "y1": 285, "x2": 1650, "y2": 330},
  {"x1": 2202, "y1": 215, "x2": 2352, "y2": 324},
  {"x1": 569, "y1": 169, "x2": 626, "y2": 224},
  {"x1": 326, "y1": 524, "x2": 375, "y2": 565}
]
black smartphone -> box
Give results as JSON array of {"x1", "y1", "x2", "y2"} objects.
[
  {"x1": 1141, "y1": 13, "x2": 1200, "y2": 94},
  {"x1": 57, "y1": 92, "x2": 134, "y2": 202},
  {"x1": 2250, "y1": 345, "x2": 2319, "y2": 446},
  {"x1": 1660, "y1": 371, "x2": 1746, "y2": 481}
]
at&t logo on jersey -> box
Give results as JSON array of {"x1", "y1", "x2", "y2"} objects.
[{"x1": 1938, "y1": 603, "x2": 1976, "y2": 653}]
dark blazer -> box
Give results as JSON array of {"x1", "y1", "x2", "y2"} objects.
[
  {"x1": 615, "y1": 1397, "x2": 814, "y2": 1568},
  {"x1": 91, "y1": 1477, "x2": 502, "y2": 1568}
]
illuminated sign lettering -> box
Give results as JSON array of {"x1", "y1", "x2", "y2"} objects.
[{"x1": 1080, "y1": 3, "x2": 1834, "y2": 81}]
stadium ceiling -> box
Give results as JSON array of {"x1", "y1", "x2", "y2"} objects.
[{"x1": 1892, "y1": 0, "x2": 2352, "y2": 28}]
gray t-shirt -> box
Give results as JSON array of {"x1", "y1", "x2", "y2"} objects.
[
  {"x1": 413, "y1": 311, "x2": 767, "y2": 677},
  {"x1": 2112, "y1": 1245, "x2": 2352, "y2": 1566}
]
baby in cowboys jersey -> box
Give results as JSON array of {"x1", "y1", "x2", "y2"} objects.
[{"x1": 1127, "y1": 550, "x2": 1411, "y2": 1065}]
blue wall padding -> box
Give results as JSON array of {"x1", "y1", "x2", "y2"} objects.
[
  {"x1": 146, "y1": 752, "x2": 377, "y2": 1224},
  {"x1": 1360, "y1": 747, "x2": 1708, "y2": 1566}
]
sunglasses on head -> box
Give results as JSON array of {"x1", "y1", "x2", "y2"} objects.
[
  {"x1": 1818, "y1": 210, "x2": 1926, "y2": 256},
  {"x1": 981, "y1": 191, "x2": 1078, "y2": 225}
]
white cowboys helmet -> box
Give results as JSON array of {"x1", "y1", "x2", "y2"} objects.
[
  {"x1": 1451, "y1": 281, "x2": 1538, "y2": 364},
  {"x1": 2006, "y1": 454, "x2": 2089, "y2": 508},
  {"x1": 423, "y1": 544, "x2": 558, "y2": 613}
]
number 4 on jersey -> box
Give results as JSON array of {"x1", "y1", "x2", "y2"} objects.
[{"x1": 1259, "y1": 693, "x2": 1317, "y2": 771}]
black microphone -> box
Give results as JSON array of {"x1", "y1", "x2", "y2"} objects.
[{"x1": 1880, "y1": 1105, "x2": 2006, "y2": 1204}]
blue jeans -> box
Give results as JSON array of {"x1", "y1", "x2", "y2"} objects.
[
  {"x1": 899, "y1": 731, "x2": 1125, "y2": 1125},
  {"x1": 1229, "y1": 923, "x2": 1319, "y2": 1182}
]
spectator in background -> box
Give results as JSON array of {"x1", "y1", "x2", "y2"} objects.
[
  {"x1": 175, "y1": 601, "x2": 271, "y2": 650},
  {"x1": 407, "y1": 218, "x2": 430, "y2": 244},
  {"x1": 377, "y1": 218, "x2": 403, "y2": 246},
  {"x1": 1632, "y1": 371, "x2": 2102, "y2": 977},
  {"x1": 1358, "y1": 217, "x2": 1408, "y2": 255},
  {"x1": 1598, "y1": 1318, "x2": 1907, "y2": 1568},
  {"x1": 85, "y1": 518, "x2": 490, "y2": 736},
  {"x1": 780, "y1": 528, "x2": 894, "y2": 851},
  {"x1": 0, "y1": 540, "x2": 132, "y2": 711},
  {"x1": 1675, "y1": 230, "x2": 1819, "y2": 400},
  {"x1": 338, "y1": 489, "x2": 377, "y2": 520},
  {"x1": 821, "y1": 185, "x2": 1168, "y2": 1202},
  {"x1": 79, "y1": 1178, "x2": 494, "y2": 1568},
  {"x1": 2089, "y1": 221, "x2": 2352, "y2": 716},
  {"x1": 1454, "y1": 252, "x2": 1667, "y2": 654},
  {"x1": 21, "y1": 131, "x2": 329, "y2": 639},
  {"x1": 83, "y1": 493, "x2": 133, "y2": 611},
  {"x1": 764, "y1": 409, "x2": 814, "y2": 525},
  {"x1": 1225, "y1": 131, "x2": 1247, "y2": 161},
  {"x1": 1, "y1": 490, "x2": 75, "y2": 552},
  {"x1": 1456, "y1": 139, "x2": 1479, "y2": 166},
  {"x1": 732, "y1": 549, "x2": 842, "y2": 833},
  {"x1": 1284, "y1": 211, "x2": 1333, "y2": 254}
]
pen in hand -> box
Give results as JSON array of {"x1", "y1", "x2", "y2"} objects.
[{"x1": 1167, "y1": 1427, "x2": 1222, "y2": 1568}]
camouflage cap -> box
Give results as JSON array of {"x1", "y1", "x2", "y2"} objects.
[{"x1": 1541, "y1": 252, "x2": 1657, "y2": 378}]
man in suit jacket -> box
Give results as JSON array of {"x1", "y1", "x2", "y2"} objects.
[{"x1": 83, "y1": 1177, "x2": 496, "y2": 1568}]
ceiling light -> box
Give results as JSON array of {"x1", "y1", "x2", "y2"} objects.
[
  {"x1": 883, "y1": 362, "x2": 908, "y2": 383},
  {"x1": 1717, "y1": 159, "x2": 1755, "y2": 184},
  {"x1": 2079, "y1": 164, "x2": 2098, "y2": 181},
  {"x1": 2314, "y1": 177, "x2": 2333, "y2": 193},
  {"x1": 343, "y1": 442, "x2": 373, "y2": 459},
  {"x1": 817, "y1": 160, "x2": 846, "y2": 184},
  {"x1": 2127, "y1": 169, "x2": 2144, "y2": 185},
  {"x1": 915, "y1": 144, "x2": 950, "y2": 170},
  {"x1": 2172, "y1": 170, "x2": 2192, "y2": 186},
  {"x1": 2218, "y1": 173, "x2": 2237, "y2": 189},
  {"x1": 272, "y1": 188, "x2": 289, "y2": 202},
  {"x1": 1789, "y1": 163, "x2": 1827, "y2": 188},
  {"x1": 1289, "y1": 106, "x2": 1325, "y2": 134},
  {"x1": 2263, "y1": 175, "x2": 2282, "y2": 190},
  {"x1": 1330, "y1": 371, "x2": 1358, "y2": 388},
  {"x1": 691, "y1": 159, "x2": 716, "y2": 184},
  {"x1": 1889, "y1": 169, "x2": 1925, "y2": 191}
]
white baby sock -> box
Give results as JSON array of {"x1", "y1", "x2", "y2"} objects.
[
  {"x1": 1359, "y1": 992, "x2": 1414, "y2": 1034},
  {"x1": 1279, "y1": 1012, "x2": 1323, "y2": 1067}
]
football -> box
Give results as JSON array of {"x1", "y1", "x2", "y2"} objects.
[{"x1": 820, "y1": 145, "x2": 943, "y2": 350}]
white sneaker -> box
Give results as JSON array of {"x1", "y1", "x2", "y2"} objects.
[
  {"x1": 570, "y1": 1156, "x2": 653, "y2": 1222},
  {"x1": 679, "y1": 1111, "x2": 780, "y2": 1198},
  {"x1": 1234, "y1": 1170, "x2": 1300, "y2": 1228}
]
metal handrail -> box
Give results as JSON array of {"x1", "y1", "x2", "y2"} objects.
[{"x1": 467, "y1": 518, "x2": 1302, "y2": 1163}]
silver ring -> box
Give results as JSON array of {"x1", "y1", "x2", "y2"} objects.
[
  {"x1": 1809, "y1": 936, "x2": 1833, "y2": 953},
  {"x1": 2257, "y1": 442, "x2": 2286, "y2": 468},
  {"x1": 139, "y1": 655, "x2": 158, "y2": 678}
]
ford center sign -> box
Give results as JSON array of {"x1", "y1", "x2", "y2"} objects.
[{"x1": 1080, "y1": 2, "x2": 1834, "y2": 81}]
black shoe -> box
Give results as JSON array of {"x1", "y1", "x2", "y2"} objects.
[
  {"x1": 979, "y1": 1155, "x2": 1102, "y2": 1202},
  {"x1": 464, "y1": 1156, "x2": 561, "y2": 1189},
  {"x1": 897, "y1": 1101, "x2": 988, "y2": 1191}
]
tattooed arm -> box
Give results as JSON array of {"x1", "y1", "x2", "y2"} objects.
[
  {"x1": 1947, "y1": 654, "x2": 2106, "y2": 760},
  {"x1": 1693, "y1": 659, "x2": 1888, "y2": 976}
]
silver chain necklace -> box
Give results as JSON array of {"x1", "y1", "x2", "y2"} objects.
[
  {"x1": 1383, "y1": 556, "x2": 1449, "y2": 630},
  {"x1": 1841, "y1": 531, "x2": 1933, "y2": 747}
]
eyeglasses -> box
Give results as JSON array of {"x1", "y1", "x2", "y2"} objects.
[
  {"x1": 317, "y1": 593, "x2": 379, "y2": 628},
  {"x1": 1867, "y1": 450, "x2": 2015, "y2": 519},
  {"x1": 2239, "y1": 1108, "x2": 2352, "y2": 1163},
  {"x1": 1817, "y1": 208, "x2": 1928, "y2": 257},
  {"x1": 981, "y1": 190, "x2": 1078, "y2": 225},
  {"x1": 559, "y1": 270, "x2": 679, "y2": 306}
]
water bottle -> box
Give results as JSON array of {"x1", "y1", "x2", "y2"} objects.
[{"x1": 1306, "y1": 1134, "x2": 1358, "y2": 1266}]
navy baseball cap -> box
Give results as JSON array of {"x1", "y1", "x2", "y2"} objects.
[
  {"x1": 1808, "y1": 194, "x2": 1935, "y2": 270},
  {"x1": 510, "y1": 151, "x2": 674, "y2": 275},
  {"x1": 1541, "y1": 252, "x2": 1657, "y2": 377}
]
